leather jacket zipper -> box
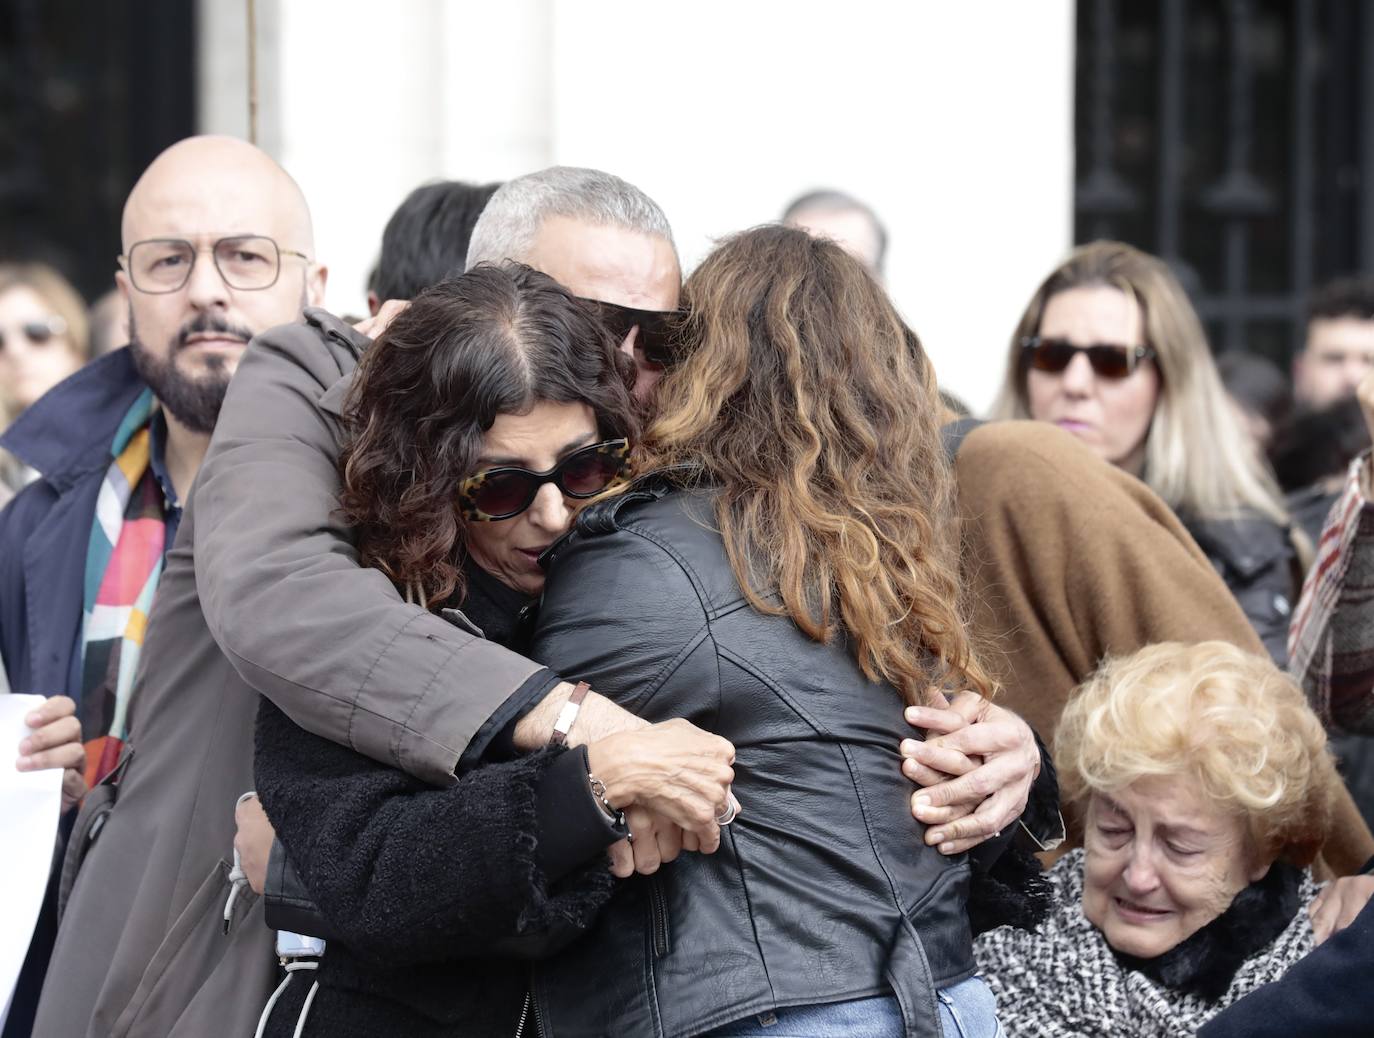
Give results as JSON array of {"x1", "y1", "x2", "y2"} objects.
[
  {"x1": 515, "y1": 976, "x2": 545, "y2": 1038},
  {"x1": 649, "y1": 875, "x2": 671, "y2": 958},
  {"x1": 532, "y1": 987, "x2": 546, "y2": 1037}
]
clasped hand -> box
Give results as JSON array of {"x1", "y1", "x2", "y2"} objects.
[
  {"x1": 900, "y1": 691, "x2": 1040, "y2": 855},
  {"x1": 586, "y1": 718, "x2": 738, "y2": 878}
]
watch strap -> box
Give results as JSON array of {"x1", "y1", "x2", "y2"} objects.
[{"x1": 549, "y1": 681, "x2": 591, "y2": 747}]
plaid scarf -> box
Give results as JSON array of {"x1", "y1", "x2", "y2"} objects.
[
  {"x1": 1289, "y1": 452, "x2": 1374, "y2": 732},
  {"x1": 79, "y1": 388, "x2": 168, "y2": 787}
]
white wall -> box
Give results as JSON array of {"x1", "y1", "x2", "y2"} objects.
[{"x1": 201, "y1": 0, "x2": 1074, "y2": 409}]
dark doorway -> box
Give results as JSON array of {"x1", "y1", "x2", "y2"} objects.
[
  {"x1": 1074, "y1": 0, "x2": 1374, "y2": 366},
  {"x1": 0, "y1": 0, "x2": 197, "y2": 302}
]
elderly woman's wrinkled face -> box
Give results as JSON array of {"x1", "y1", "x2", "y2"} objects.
[
  {"x1": 464, "y1": 400, "x2": 599, "y2": 596},
  {"x1": 0, "y1": 285, "x2": 83, "y2": 413},
  {"x1": 1025, "y1": 286, "x2": 1161, "y2": 476},
  {"x1": 1081, "y1": 776, "x2": 1269, "y2": 959}
]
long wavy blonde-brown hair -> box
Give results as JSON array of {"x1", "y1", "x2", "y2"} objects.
[{"x1": 643, "y1": 225, "x2": 992, "y2": 704}]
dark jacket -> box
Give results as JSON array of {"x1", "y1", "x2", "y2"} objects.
[
  {"x1": 1197, "y1": 888, "x2": 1374, "y2": 1038},
  {"x1": 526, "y1": 480, "x2": 975, "y2": 1038},
  {"x1": 1177, "y1": 510, "x2": 1299, "y2": 666},
  {"x1": 0, "y1": 347, "x2": 147, "y2": 697},
  {"x1": 0, "y1": 348, "x2": 148, "y2": 1038}
]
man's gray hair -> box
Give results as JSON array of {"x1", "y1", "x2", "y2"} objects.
[{"x1": 465, "y1": 166, "x2": 676, "y2": 269}]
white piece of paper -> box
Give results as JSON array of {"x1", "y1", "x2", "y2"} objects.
[{"x1": 0, "y1": 695, "x2": 64, "y2": 1030}]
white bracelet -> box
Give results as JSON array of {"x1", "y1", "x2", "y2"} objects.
[{"x1": 549, "y1": 681, "x2": 591, "y2": 747}]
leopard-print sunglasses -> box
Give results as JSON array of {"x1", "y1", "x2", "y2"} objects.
[{"x1": 456, "y1": 439, "x2": 631, "y2": 521}]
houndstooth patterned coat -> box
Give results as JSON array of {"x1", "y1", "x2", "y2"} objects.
[{"x1": 974, "y1": 850, "x2": 1317, "y2": 1038}]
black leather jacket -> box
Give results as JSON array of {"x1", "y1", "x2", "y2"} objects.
[
  {"x1": 1177, "y1": 510, "x2": 1298, "y2": 666},
  {"x1": 525, "y1": 481, "x2": 976, "y2": 1038}
]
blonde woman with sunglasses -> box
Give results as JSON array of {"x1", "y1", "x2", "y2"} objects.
[{"x1": 992, "y1": 241, "x2": 1303, "y2": 663}]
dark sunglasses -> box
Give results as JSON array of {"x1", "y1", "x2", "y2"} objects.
[
  {"x1": 0, "y1": 315, "x2": 67, "y2": 351},
  {"x1": 579, "y1": 298, "x2": 688, "y2": 368},
  {"x1": 456, "y1": 439, "x2": 631, "y2": 522},
  {"x1": 1020, "y1": 336, "x2": 1155, "y2": 380}
]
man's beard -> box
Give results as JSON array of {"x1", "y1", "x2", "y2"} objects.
[{"x1": 127, "y1": 311, "x2": 254, "y2": 434}]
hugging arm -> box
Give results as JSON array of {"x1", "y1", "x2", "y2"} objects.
[{"x1": 193, "y1": 318, "x2": 562, "y2": 786}]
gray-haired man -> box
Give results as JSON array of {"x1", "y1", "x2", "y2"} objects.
[
  {"x1": 363, "y1": 166, "x2": 680, "y2": 400},
  {"x1": 468, "y1": 167, "x2": 681, "y2": 398}
]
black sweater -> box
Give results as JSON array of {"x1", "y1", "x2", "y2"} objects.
[{"x1": 253, "y1": 566, "x2": 620, "y2": 1038}]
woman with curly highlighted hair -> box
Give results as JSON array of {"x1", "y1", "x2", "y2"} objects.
[
  {"x1": 976, "y1": 641, "x2": 1349, "y2": 1036},
  {"x1": 526, "y1": 225, "x2": 1007, "y2": 1037}
]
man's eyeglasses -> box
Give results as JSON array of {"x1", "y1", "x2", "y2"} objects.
[
  {"x1": 579, "y1": 298, "x2": 688, "y2": 368},
  {"x1": 120, "y1": 236, "x2": 312, "y2": 294},
  {"x1": 0, "y1": 315, "x2": 67, "y2": 351},
  {"x1": 456, "y1": 439, "x2": 631, "y2": 522},
  {"x1": 1020, "y1": 336, "x2": 1155, "y2": 380}
]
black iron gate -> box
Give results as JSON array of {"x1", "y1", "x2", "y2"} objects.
[
  {"x1": 1075, "y1": 0, "x2": 1374, "y2": 365},
  {"x1": 0, "y1": 0, "x2": 196, "y2": 302}
]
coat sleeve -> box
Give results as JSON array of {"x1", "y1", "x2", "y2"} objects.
[
  {"x1": 255, "y1": 697, "x2": 617, "y2": 965},
  {"x1": 192, "y1": 317, "x2": 558, "y2": 786},
  {"x1": 1196, "y1": 893, "x2": 1374, "y2": 1038},
  {"x1": 956, "y1": 422, "x2": 1374, "y2": 875}
]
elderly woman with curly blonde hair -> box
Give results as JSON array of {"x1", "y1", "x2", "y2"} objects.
[{"x1": 975, "y1": 641, "x2": 1356, "y2": 1037}]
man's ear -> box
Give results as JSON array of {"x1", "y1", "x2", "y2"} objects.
[
  {"x1": 114, "y1": 269, "x2": 131, "y2": 306},
  {"x1": 306, "y1": 264, "x2": 328, "y2": 308}
]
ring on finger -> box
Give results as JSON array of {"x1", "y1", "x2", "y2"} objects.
[{"x1": 716, "y1": 791, "x2": 738, "y2": 826}]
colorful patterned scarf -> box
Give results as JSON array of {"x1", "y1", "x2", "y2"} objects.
[{"x1": 80, "y1": 388, "x2": 167, "y2": 787}]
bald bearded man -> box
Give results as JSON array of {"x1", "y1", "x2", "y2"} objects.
[{"x1": 0, "y1": 136, "x2": 324, "y2": 1038}]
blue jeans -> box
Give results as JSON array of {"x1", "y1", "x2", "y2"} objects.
[{"x1": 701, "y1": 976, "x2": 1002, "y2": 1038}]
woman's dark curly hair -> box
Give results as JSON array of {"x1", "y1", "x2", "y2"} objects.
[{"x1": 339, "y1": 262, "x2": 639, "y2": 606}]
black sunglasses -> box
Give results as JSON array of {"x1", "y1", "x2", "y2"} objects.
[
  {"x1": 0, "y1": 315, "x2": 67, "y2": 351},
  {"x1": 456, "y1": 439, "x2": 631, "y2": 522},
  {"x1": 579, "y1": 298, "x2": 688, "y2": 368},
  {"x1": 1020, "y1": 336, "x2": 1155, "y2": 380}
]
